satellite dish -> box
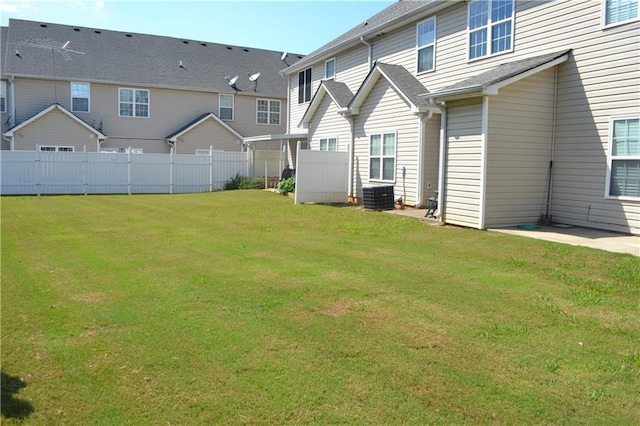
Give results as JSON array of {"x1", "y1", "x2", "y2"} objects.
[
  {"x1": 228, "y1": 75, "x2": 239, "y2": 86},
  {"x1": 281, "y1": 51, "x2": 288, "y2": 61},
  {"x1": 248, "y1": 72, "x2": 261, "y2": 82}
]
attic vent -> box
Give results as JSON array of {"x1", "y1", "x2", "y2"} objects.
[
  {"x1": 182, "y1": 40, "x2": 189, "y2": 44},
  {"x1": 40, "y1": 24, "x2": 48, "y2": 28},
  {"x1": 226, "y1": 46, "x2": 232, "y2": 50},
  {"x1": 94, "y1": 30, "x2": 101, "y2": 34},
  {"x1": 73, "y1": 28, "x2": 80, "y2": 32},
  {"x1": 297, "y1": 55, "x2": 303, "y2": 59},
  {"x1": 243, "y1": 48, "x2": 249, "y2": 52},
  {"x1": 125, "y1": 34, "x2": 132, "y2": 38},
  {"x1": 200, "y1": 42, "x2": 207, "y2": 47}
]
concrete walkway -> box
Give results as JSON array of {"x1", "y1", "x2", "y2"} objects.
[{"x1": 383, "y1": 208, "x2": 639, "y2": 256}]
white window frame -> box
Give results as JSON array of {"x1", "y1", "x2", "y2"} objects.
[
  {"x1": 126, "y1": 147, "x2": 144, "y2": 154},
  {"x1": 0, "y1": 81, "x2": 6, "y2": 113},
  {"x1": 324, "y1": 58, "x2": 336, "y2": 80},
  {"x1": 606, "y1": 115, "x2": 640, "y2": 200},
  {"x1": 196, "y1": 149, "x2": 211, "y2": 156},
  {"x1": 298, "y1": 68, "x2": 312, "y2": 104},
  {"x1": 602, "y1": 0, "x2": 639, "y2": 28},
  {"x1": 467, "y1": 0, "x2": 515, "y2": 62},
  {"x1": 416, "y1": 17, "x2": 436, "y2": 74},
  {"x1": 219, "y1": 94, "x2": 234, "y2": 121},
  {"x1": 39, "y1": 145, "x2": 74, "y2": 152},
  {"x1": 319, "y1": 137, "x2": 338, "y2": 151},
  {"x1": 118, "y1": 88, "x2": 150, "y2": 118},
  {"x1": 369, "y1": 132, "x2": 397, "y2": 183},
  {"x1": 70, "y1": 82, "x2": 90, "y2": 113},
  {"x1": 256, "y1": 99, "x2": 281, "y2": 125}
]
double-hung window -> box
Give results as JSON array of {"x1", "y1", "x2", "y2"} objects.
[
  {"x1": 468, "y1": 0, "x2": 514, "y2": 60},
  {"x1": 325, "y1": 58, "x2": 336, "y2": 80},
  {"x1": 0, "y1": 81, "x2": 6, "y2": 113},
  {"x1": 369, "y1": 133, "x2": 396, "y2": 182},
  {"x1": 119, "y1": 88, "x2": 149, "y2": 118},
  {"x1": 40, "y1": 145, "x2": 74, "y2": 152},
  {"x1": 319, "y1": 137, "x2": 337, "y2": 151},
  {"x1": 219, "y1": 94, "x2": 234, "y2": 121},
  {"x1": 607, "y1": 117, "x2": 640, "y2": 199},
  {"x1": 417, "y1": 17, "x2": 436, "y2": 73},
  {"x1": 257, "y1": 99, "x2": 281, "y2": 125},
  {"x1": 71, "y1": 82, "x2": 90, "y2": 112},
  {"x1": 603, "y1": 0, "x2": 638, "y2": 27},
  {"x1": 298, "y1": 68, "x2": 312, "y2": 103}
]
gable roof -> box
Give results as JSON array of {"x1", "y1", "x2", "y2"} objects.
[
  {"x1": 165, "y1": 113, "x2": 243, "y2": 142},
  {"x1": 4, "y1": 19, "x2": 304, "y2": 97},
  {"x1": 426, "y1": 50, "x2": 572, "y2": 99},
  {"x1": 349, "y1": 62, "x2": 433, "y2": 114},
  {"x1": 283, "y1": 0, "x2": 452, "y2": 75},
  {"x1": 3, "y1": 103, "x2": 107, "y2": 139},
  {"x1": 299, "y1": 80, "x2": 354, "y2": 127}
]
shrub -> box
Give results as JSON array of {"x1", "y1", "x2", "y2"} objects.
[
  {"x1": 224, "y1": 173, "x2": 265, "y2": 190},
  {"x1": 276, "y1": 177, "x2": 295, "y2": 195}
]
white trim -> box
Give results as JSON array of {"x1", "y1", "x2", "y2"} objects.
[
  {"x1": 218, "y1": 94, "x2": 234, "y2": 121},
  {"x1": 479, "y1": 96, "x2": 489, "y2": 230},
  {"x1": 118, "y1": 87, "x2": 150, "y2": 118},
  {"x1": 605, "y1": 115, "x2": 640, "y2": 200},
  {"x1": 3, "y1": 104, "x2": 107, "y2": 139},
  {"x1": 70, "y1": 82, "x2": 90, "y2": 113},
  {"x1": 601, "y1": 0, "x2": 639, "y2": 29},
  {"x1": 467, "y1": 0, "x2": 515, "y2": 62},
  {"x1": 416, "y1": 16, "x2": 436, "y2": 74},
  {"x1": 167, "y1": 112, "x2": 243, "y2": 142},
  {"x1": 256, "y1": 98, "x2": 281, "y2": 125},
  {"x1": 319, "y1": 136, "x2": 339, "y2": 151},
  {"x1": 324, "y1": 57, "x2": 336, "y2": 80},
  {"x1": 368, "y1": 131, "x2": 398, "y2": 183}
]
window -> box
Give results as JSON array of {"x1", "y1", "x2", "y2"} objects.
[
  {"x1": 0, "y1": 81, "x2": 6, "y2": 113},
  {"x1": 325, "y1": 58, "x2": 336, "y2": 80},
  {"x1": 369, "y1": 133, "x2": 396, "y2": 181},
  {"x1": 219, "y1": 94, "x2": 234, "y2": 121},
  {"x1": 257, "y1": 99, "x2": 281, "y2": 125},
  {"x1": 603, "y1": 0, "x2": 638, "y2": 26},
  {"x1": 298, "y1": 68, "x2": 312, "y2": 103},
  {"x1": 468, "y1": 0, "x2": 514, "y2": 60},
  {"x1": 607, "y1": 117, "x2": 639, "y2": 199},
  {"x1": 196, "y1": 149, "x2": 211, "y2": 156},
  {"x1": 417, "y1": 17, "x2": 436, "y2": 73},
  {"x1": 39, "y1": 145, "x2": 74, "y2": 152},
  {"x1": 71, "y1": 82, "x2": 89, "y2": 112},
  {"x1": 119, "y1": 88, "x2": 149, "y2": 117},
  {"x1": 319, "y1": 137, "x2": 337, "y2": 151}
]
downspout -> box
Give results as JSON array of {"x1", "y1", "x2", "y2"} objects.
[
  {"x1": 165, "y1": 139, "x2": 176, "y2": 154},
  {"x1": 360, "y1": 36, "x2": 372, "y2": 70},
  {"x1": 544, "y1": 65, "x2": 559, "y2": 225},
  {"x1": 429, "y1": 99, "x2": 447, "y2": 220},
  {"x1": 2, "y1": 134, "x2": 13, "y2": 151},
  {"x1": 347, "y1": 115, "x2": 355, "y2": 200},
  {"x1": 9, "y1": 76, "x2": 16, "y2": 128},
  {"x1": 479, "y1": 96, "x2": 489, "y2": 230},
  {"x1": 415, "y1": 111, "x2": 433, "y2": 207}
]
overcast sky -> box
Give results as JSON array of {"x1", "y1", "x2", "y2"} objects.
[{"x1": 1, "y1": 0, "x2": 396, "y2": 54}]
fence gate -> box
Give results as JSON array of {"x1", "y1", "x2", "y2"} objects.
[{"x1": 294, "y1": 142, "x2": 349, "y2": 204}]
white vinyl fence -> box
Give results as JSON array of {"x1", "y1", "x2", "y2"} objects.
[
  {"x1": 294, "y1": 142, "x2": 349, "y2": 204},
  {"x1": 1, "y1": 150, "x2": 252, "y2": 195}
]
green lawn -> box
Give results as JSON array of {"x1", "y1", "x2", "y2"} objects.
[{"x1": 1, "y1": 191, "x2": 639, "y2": 424}]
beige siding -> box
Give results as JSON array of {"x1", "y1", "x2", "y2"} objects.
[
  {"x1": 308, "y1": 94, "x2": 351, "y2": 151},
  {"x1": 352, "y1": 77, "x2": 421, "y2": 205},
  {"x1": 174, "y1": 118, "x2": 243, "y2": 154},
  {"x1": 444, "y1": 99, "x2": 483, "y2": 228},
  {"x1": 485, "y1": 68, "x2": 556, "y2": 228},
  {"x1": 423, "y1": 116, "x2": 440, "y2": 201},
  {"x1": 13, "y1": 108, "x2": 100, "y2": 152},
  {"x1": 1, "y1": 78, "x2": 9, "y2": 150}
]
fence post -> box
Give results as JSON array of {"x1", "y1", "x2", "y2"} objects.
[
  {"x1": 209, "y1": 145, "x2": 213, "y2": 192},
  {"x1": 35, "y1": 144, "x2": 41, "y2": 196},
  {"x1": 83, "y1": 145, "x2": 88, "y2": 196},
  {"x1": 127, "y1": 147, "x2": 132, "y2": 195},
  {"x1": 170, "y1": 148, "x2": 174, "y2": 194}
]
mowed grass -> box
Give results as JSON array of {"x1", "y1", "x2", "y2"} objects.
[{"x1": 1, "y1": 191, "x2": 639, "y2": 424}]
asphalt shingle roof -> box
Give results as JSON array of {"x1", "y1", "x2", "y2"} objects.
[
  {"x1": 433, "y1": 50, "x2": 572, "y2": 95},
  {"x1": 376, "y1": 62, "x2": 430, "y2": 108},
  {"x1": 3, "y1": 19, "x2": 303, "y2": 97},
  {"x1": 321, "y1": 80, "x2": 354, "y2": 108}
]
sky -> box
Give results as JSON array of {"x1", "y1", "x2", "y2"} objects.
[{"x1": 0, "y1": 0, "x2": 396, "y2": 54}]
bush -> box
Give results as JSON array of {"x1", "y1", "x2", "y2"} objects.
[
  {"x1": 224, "y1": 173, "x2": 265, "y2": 190},
  {"x1": 276, "y1": 177, "x2": 295, "y2": 195}
]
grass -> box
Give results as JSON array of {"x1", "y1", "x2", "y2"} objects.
[{"x1": 1, "y1": 191, "x2": 639, "y2": 424}]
